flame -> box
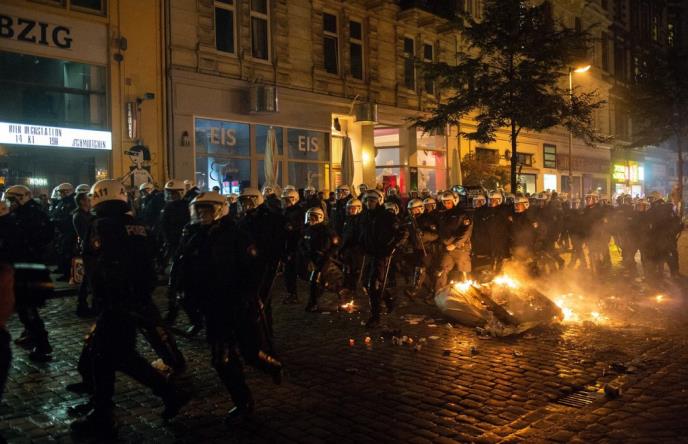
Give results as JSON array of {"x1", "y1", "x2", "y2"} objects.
[
  {"x1": 655, "y1": 294, "x2": 665, "y2": 304},
  {"x1": 453, "y1": 280, "x2": 476, "y2": 293},
  {"x1": 340, "y1": 300, "x2": 356, "y2": 313},
  {"x1": 554, "y1": 298, "x2": 579, "y2": 322},
  {"x1": 493, "y1": 275, "x2": 519, "y2": 289}
]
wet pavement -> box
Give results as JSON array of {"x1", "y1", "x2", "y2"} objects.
[{"x1": 1, "y1": 255, "x2": 688, "y2": 443}]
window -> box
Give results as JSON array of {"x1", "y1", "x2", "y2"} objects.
[
  {"x1": 544, "y1": 174, "x2": 557, "y2": 191},
  {"x1": 516, "y1": 173, "x2": 537, "y2": 194},
  {"x1": 601, "y1": 32, "x2": 609, "y2": 71},
  {"x1": 215, "y1": 0, "x2": 236, "y2": 54},
  {"x1": 323, "y1": 13, "x2": 339, "y2": 75},
  {"x1": 403, "y1": 37, "x2": 415, "y2": 91},
  {"x1": 651, "y1": 15, "x2": 659, "y2": 41},
  {"x1": 543, "y1": 144, "x2": 557, "y2": 169},
  {"x1": 423, "y1": 43, "x2": 434, "y2": 95},
  {"x1": 476, "y1": 147, "x2": 499, "y2": 164},
  {"x1": 195, "y1": 118, "x2": 251, "y2": 193},
  {"x1": 71, "y1": 0, "x2": 105, "y2": 13},
  {"x1": 0, "y1": 51, "x2": 107, "y2": 129},
  {"x1": 668, "y1": 23, "x2": 675, "y2": 47},
  {"x1": 287, "y1": 128, "x2": 330, "y2": 190},
  {"x1": 349, "y1": 20, "x2": 364, "y2": 80},
  {"x1": 250, "y1": 0, "x2": 269, "y2": 60},
  {"x1": 516, "y1": 152, "x2": 533, "y2": 166}
]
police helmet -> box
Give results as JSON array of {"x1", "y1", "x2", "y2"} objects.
[
  {"x1": 183, "y1": 179, "x2": 194, "y2": 191},
  {"x1": 358, "y1": 184, "x2": 368, "y2": 192},
  {"x1": 489, "y1": 191, "x2": 503, "y2": 206},
  {"x1": 407, "y1": 198, "x2": 425, "y2": 214},
  {"x1": 3, "y1": 185, "x2": 32, "y2": 207},
  {"x1": 75, "y1": 184, "x2": 90, "y2": 194},
  {"x1": 190, "y1": 191, "x2": 228, "y2": 224},
  {"x1": 239, "y1": 187, "x2": 264, "y2": 211},
  {"x1": 635, "y1": 198, "x2": 651, "y2": 211},
  {"x1": 57, "y1": 183, "x2": 74, "y2": 196},
  {"x1": 281, "y1": 189, "x2": 300, "y2": 206},
  {"x1": 439, "y1": 191, "x2": 459, "y2": 207},
  {"x1": 423, "y1": 197, "x2": 437, "y2": 211},
  {"x1": 284, "y1": 184, "x2": 296, "y2": 192},
  {"x1": 346, "y1": 198, "x2": 363, "y2": 215},
  {"x1": 514, "y1": 196, "x2": 530, "y2": 212},
  {"x1": 305, "y1": 207, "x2": 325, "y2": 225},
  {"x1": 304, "y1": 185, "x2": 317, "y2": 197},
  {"x1": 384, "y1": 201, "x2": 400, "y2": 215},
  {"x1": 90, "y1": 180, "x2": 127, "y2": 208},
  {"x1": 473, "y1": 195, "x2": 487, "y2": 208},
  {"x1": 387, "y1": 187, "x2": 398, "y2": 197},
  {"x1": 336, "y1": 184, "x2": 351, "y2": 199},
  {"x1": 165, "y1": 179, "x2": 185, "y2": 191},
  {"x1": 365, "y1": 189, "x2": 384, "y2": 202}
]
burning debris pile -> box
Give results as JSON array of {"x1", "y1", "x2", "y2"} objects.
[{"x1": 435, "y1": 274, "x2": 563, "y2": 337}]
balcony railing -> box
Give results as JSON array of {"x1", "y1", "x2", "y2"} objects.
[{"x1": 398, "y1": 0, "x2": 462, "y2": 17}]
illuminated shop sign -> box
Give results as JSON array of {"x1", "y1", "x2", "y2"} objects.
[{"x1": 0, "y1": 121, "x2": 111, "y2": 150}]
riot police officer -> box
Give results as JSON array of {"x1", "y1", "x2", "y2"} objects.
[
  {"x1": 138, "y1": 182, "x2": 165, "y2": 231},
  {"x1": 470, "y1": 194, "x2": 491, "y2": 273},
  {"x1": 160, "y1": 179, "x2": 191, "y2": 318},
  {"x1": 331, "y1": 185, "x2": 352, "y2": 236},
  {"x1": 436, "y1": 191, "x2": 473, "y2": 289},
  {"x1": 52, "y1": 182, "x2": 77, "y2": 279},
  {"x1": 70, "y1": 180, "x2": 188, "y2": 438},
  {"x1": 281, "y1": 188, "x2": 304, "y2": 304},
  {"x1": 358, "y1": 190, "x2": 406, "y2": 327},
  {"x1": 73, "y1": 191, "x2": 95, "y2": 317},
  {"x1": 299, "y1": 207, "x2": 340, "y2": 312},
  {"x1": 4, "y1": 185, "x2": 54, "y2": 362},
  {"x1": 187, "y1": 191, "x2": 282, "y2": 423},
  {"x1": 509, "y1": 196, "x2": 540, "y2": 272},
  {"x1": 237, "y1": 187, "x2": 286, "y2": 335},
  {"x1": 405, "y1": 198, "x2": 438, "y2": 298},
  {"x1": 340, "y1": 198, "x2": 363, "y2": 295}
]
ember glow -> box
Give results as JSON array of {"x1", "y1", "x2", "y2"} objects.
[
  {"x1": 341, "y1": 300, "x2": 356, "y2": 313},
  {"x1": 453, "y1": 280, "x2": 476, "y2": 292},
  {"x1": 554, "y1": 298, "x2": 579, "y2": 322},
  {"x1": 493, "y1": 275, "x2": 519, "y2": 289},
  {"x1": 655, "y1": 294, "x2": 666, "y2": 304}
]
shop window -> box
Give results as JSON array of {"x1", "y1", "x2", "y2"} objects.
[
  {"x1": 374, "y1": 127, "x2": 400, "y2": 147},
  {"x1": 516, "y1": 152, "x2": 533, "y2": 167},
  {"x1": 288, "y1": 162, "x2": 327, "y2": 190},
  {"x1": 403, "y1": 37, "x2": 415, "y2": 91},
  {"x1": 255, "y1": 125, "x2": 283, "y2": 155},
  {"x1": 544, "y1": 173, "x2": 557, "y2": 191},
  {"x1": 71, "y1": 0, "x2": 105, "y2": 13},
  {"x1": 376, "y1": 166, "x2": 406, "y2": 192},
  {"x1": 417, "y1": 128, "x2": 445, "y2": 150},
  {"x1": 417, "y1": 167, "x2": 445, "y2": 192},
  {"x1": 0, "y1": 51, "x2": 107, "y2": 129},
  {"x1": 196, "y1": 156, "x2": 250, "y2": 193},
  {"x1": 323, "y1": 13, "x2": 339, "y2": 74},
  {"x1": 215, "y1": 0, "x2": 236, "y2": 54},
  {"x1": 516, "y1": 173, "x2": 536, "y2": 194},
  {"x1": 423, "y1": 43, "x2": 435, "y2": 95},
  {"x1": 349, "y1": 20, "x2": 364, "y2": 80},
  {"x1": 476, "y1": 147, "x2": 498, "y2": 164},
  {"x1": 287, "y1": 128, "x2": 330, "y2": 162},
  {"x1": 257, "y1": 160, "x2": 283, "y2": 189},
  {"x1": 251, "y1": 0, "x2": 270, "y2": 60},
  {"x1": 543, "y1": 144, "x2": 557, "y2": 169},
  {"x1": 195, "y1": 119, "x2": 250, "y2": 156},
  {"x1": 375, "y1": 148, "x2": 401, "y2": 166}
]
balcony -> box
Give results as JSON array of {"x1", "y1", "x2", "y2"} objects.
[{"x1": 398, "y1": 0, "x2": 462, "y2": 18}]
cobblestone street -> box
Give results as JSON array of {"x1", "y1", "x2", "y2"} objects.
[{"x1": 1, "y1": 262, "x2": 688, "y2": 443}]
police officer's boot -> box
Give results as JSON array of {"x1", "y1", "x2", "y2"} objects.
[
  {"x1": 226, "y1": 393, "x2": 255, "y2": 425},
  {"x1": 165, "y1": 290, "x2": 179, "y2": 324},
  {"x1": 305, "y1": 275, "x2": 321, "y2": 312},
  {"x1": 28, "y1": 337, "x2": 53, "y2": 362},
  {"x1": 70, "y1": 407, "x2": 118, "y2": 438},
  {"x1": 13, "y1": 329, "x2": 33, "y2": 349},
  {"x1": 364, "y1": 290, "x2": 382, "y2": 328},
  {"x1": 405, "y1": 267, "x2": 426, "y2": 298}
]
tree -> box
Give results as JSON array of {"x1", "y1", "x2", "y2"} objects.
[
  {"x1": 414, "y1": 0, "x2": 605, "y2": 193},
  {"x1": 627, "y1": 46, "x2": 688, "y2": 216},
  {"x1": 460, "y1": 153, "x2": 510, "y2": 190}
]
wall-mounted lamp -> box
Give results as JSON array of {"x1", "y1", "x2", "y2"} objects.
[{"x1": 181, "y1": 131, "x2": 190, "y2": 147}]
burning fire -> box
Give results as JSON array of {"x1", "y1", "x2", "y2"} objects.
[
  {"x1": 554, "y1": 298, "x2": 579, "y2": 322},
  {"x1": 340, "y1": 300, "x2": 356, "y2": 313},
  {"x1": 493, "y1": 275, "x2": 519, "y2": 289},
  {"x1": 453, "y1": 280, "x2": 476, "y2": 293},
  {"x1": 654, "y1": 294, "x2": 665, "y2": 304}
]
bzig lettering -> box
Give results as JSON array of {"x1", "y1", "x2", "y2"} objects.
[{"x1": 0, "y1": 14, "x2": 72, "y2": 49}]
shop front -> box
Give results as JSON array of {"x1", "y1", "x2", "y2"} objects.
[
  {"x1": 612, "y1": 160, "x2": 645, "y2": 198},
  {"x1": 0, "y1": 3, "x2": 111, "y2": 196},
  {"x1": 557, "y1": 153, "x2": 611, "y2": 198}
]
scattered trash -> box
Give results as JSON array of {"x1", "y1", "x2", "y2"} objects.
[
  {"x1": 446, "y1": 323, "x2": 453, "y2": 328},
  {"x1": 427, "y1": 324, "x2": 437, "y2": 328},
  {"x1": 418, "y1": 338, "x2": 427, "y2": 343},
  {"x1": 513, "y1": 351, "x2": 523, "y2": 357},
  {"x1": 348, "y1": 338, "x2": 355, "y2": 347},
  {"x1": 429, "y1": 336, "x2": 440, "y2": 340},
  {"x1": 604, "y1": 382, "x2": 622, "y2": 398},
  {"x1": 610, "y1": 362, "x2": 627, "y2": 373}
]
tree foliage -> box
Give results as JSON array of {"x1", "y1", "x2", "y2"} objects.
[
  {"x1": 460, "y1": 153, "x2": 510, "y2": 190},
  {"x1": 627, "y1": 46, "x2": 688, "y2": 214},
  {"x1": 414, "y1": 0, "x2": 605, "y2": 192}
]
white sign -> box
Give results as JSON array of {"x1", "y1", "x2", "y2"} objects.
[
  {"x1": 0, "y1": 121, "x2": 111, "y2": 150},
  {"x1": 0, "y1": 4, "x2": 108, "y2": 65}
]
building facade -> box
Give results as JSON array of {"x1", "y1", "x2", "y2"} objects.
[{"x1": 0, "y1": 0, "x2": 167, "y2": 196}]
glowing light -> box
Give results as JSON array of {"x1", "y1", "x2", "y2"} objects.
[
  {"x1": 554, "y1": 298, "x2": 579, "y2": 322},
  {"x1": 493, "y1": 275, "x2": 519, "y2": 289},
  {"x1": 655, "y1": 294, "x2": 665, "y2": 304},
  {"x1": 453, "y1": 280, "x2": 476, "y2": 293},
  {"x1": 362, "y1": 152, "x2": 371, "y2": 165},
  {"x1": 341, "y1": 300, "x2": 356, "y2": 313}
]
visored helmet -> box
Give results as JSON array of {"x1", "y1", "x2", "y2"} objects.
[
  {"x1": 4, "y1": 185, "x2": 32, "y2": 207},
  {"x1": 514, "y1": 195, "x2": 530, "y2": 213},
  {"x1": 57, "y1": 182, "x2": 74, "y2": 197},
  {"x1": 305, "y1": 207, "x2": 325, "y2": 225},
  {"x1": 239, "y1": 187, "x2": 264, "y2": 211},
  {"x1": 472, "y1": 195, "x2": 487, "y2": 208},
  {"x1": 346, "y1": 198, "x2": 362, "y2": 215},
  {"x1": 423, "y1": 197, "x2": 437, "y2": 212},
  {"x1": 190, "y1": 191, "x2": 228, "y2": 224},
  {"x1": 281, "y1": 189, "x2": 300, "y2": 207},
  {"x1": 384, "y1": 201, "x2": 400, "y2": 215},
  {"x1": 407, "y1": 198, "x2": 424, "y2": 215},
  {"x1": 439, "y1": 191, "x2": 459, "y2": 207},
  {"x1": 75, "y1": 184, "x2": 90, "y2": 194},
  {"x1": 90, "y1": 180, "x2": 127, "y2": 208}
]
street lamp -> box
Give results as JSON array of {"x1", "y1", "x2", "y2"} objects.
[{"x1": 568, "y1": 65, "x2": 591, "y2": 197}]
